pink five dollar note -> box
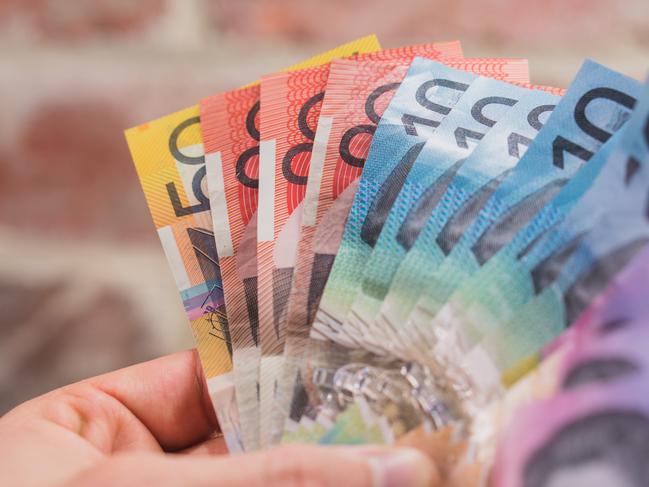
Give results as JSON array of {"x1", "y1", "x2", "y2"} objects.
[
  {"x1": 454, "y1": 246, "x2": 649, "y2": 484},
  {"x1": 199, "y1": 35, "x2": 383, "y2": 451},
  {"x1": 489, "y1": 317, "x2": 649, "y2": 487}
]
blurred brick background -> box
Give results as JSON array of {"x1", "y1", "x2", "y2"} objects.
[{"x1": 0, "y1": 0, "x2": 647, "y2": 413}]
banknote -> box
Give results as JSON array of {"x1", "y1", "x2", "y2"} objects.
[
  {"x1": 554, "y1": 242, "x2": 649, "y2": 348},
  {"x1": 401, "y1": 61, "x2": 640, "y2": 377},
  {"x1": 273, "y1": 43, "x2": 468, "y2": 445},
  {"x1": 434, "y1": 128, "x2": 625, "y2": 365},
  {"x1": 257, "y1": 63, "x2": 335, "y2": 447},
  {"x1": 200, "y1": 85, "x2": 262, "y2": 451},
  {"x1": 474, "y1": 315, "x2": 649, "y2": 485},
  {"x1": 375, "y1": 89, "x2": 562, "y2": 360},
  {"x1": 281, "y1": 56, "x2": 529, "y2": 360},
  {"x1": 125, "y1": 106, "x2": 243, "y2": 452},
  {"x1": 490, "y1": 370, "x2": 649, "y2": 487},
  {"x1": 128, "y1": 34, "x2": 381, "y2": 452},
  {"x1": 310, "y1": 57, "x2": 530, "y2": 349},
  {"x1": 342, "y1": 77, "x2": 534, "y2": 356},
  {"x1": 478, "y1": 82, "x2": 649, "y2": 382},
  {"x1": 469, "y1": 245, "x2": 649, "y2": 469},
  {"x1": 290, "y1": 245, "x2": 649, "y2": 479}
]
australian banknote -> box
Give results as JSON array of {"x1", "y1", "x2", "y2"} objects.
[
  {"x1": 273, "y1": 43, "x2": 467, "y2": 445},
  {"x1": 310, "y1": 57, "x2": 530, "y2": 348},
  {"x1": 477, "y1": 79, "x2": 649, "y2": 383},
  {"x1": 200, "y1": 86, "x2": 263, "y2": 452},
  {"x1": 401, "y1": 61, "x2": 640, "y2": 389},
  {"x1": 125, "y1": 107, "x2": 243, "y2": 451},
  {"x1": 342, "y1": 77, "x2": 534, "y2": 357},
  {"x1": 257, "y1": 63, "x2": 335, "y2": 447},
  {"x1": 498, "y1": 371, "x2": 649, "y2": 486},
  {"x1": 375, "y1": 89, "x2": 562, "y2": 361},
  {"x1": 491, "y1": 352, "x2": 649, "y2": 487},
  {"x1": 129, "y1": 34, "x2": 381, "y2": 452}
]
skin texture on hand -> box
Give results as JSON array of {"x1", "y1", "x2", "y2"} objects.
[
  {"x1": 0, "y1": 350, "x2": 442, "y2": 487},
  {"x1": 397, "y1": 426, "x2": 484, "y2": 485}
]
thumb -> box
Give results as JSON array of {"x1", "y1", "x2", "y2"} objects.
[{"x1": 64, "y1": 444, "x2": 439, "y2": 487}]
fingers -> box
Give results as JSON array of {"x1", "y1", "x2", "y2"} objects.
[
  {"x1": 395, "y1": 426, "x2": 486, "y2": 486},
  {"x1": 64, "y1": 445, "x2": 440, "y2": 487},
  {"x1": 447, "y1": 459, "x2": 485, "y2": 487},
  {"x1": 396, "y1": 425, "x2": 470, "y2": 481},
  {"x1": 178, "y1": 434, "x2": 229, "y2": 456},
  {"x1": 83, "y1": 349, "x2": 219, "y2": 451},
  {"x1": 5, "y1": 349, "x2": 219, "y2": 452}
]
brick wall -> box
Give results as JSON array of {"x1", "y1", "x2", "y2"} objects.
[{"x1": 0, "y1": 0, "x2": 646, "y2": 412}]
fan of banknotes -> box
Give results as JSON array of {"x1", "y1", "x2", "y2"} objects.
[{"x1": 126, "y1": 34, "x2": 649, "y2": 484}]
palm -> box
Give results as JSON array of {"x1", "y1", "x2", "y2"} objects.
[{"x1": 0, "y1": 351, "x2": 226, "y2": 487}]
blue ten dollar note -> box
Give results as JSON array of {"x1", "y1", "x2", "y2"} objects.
[
  {"x1": 343, "y1": 77, "x2": 531, "y2": 353},
  {"x1": 404, "y1": 60, "x2": 640, "y2": 352},
  {"x1": 435, "y1": 128, "x2": 625, "y2": 363},
  {"x1": 481, "y1": 80, "x2": 649, "y2": 382},
  {"x1": 310, "y1": 58, "x2": 478, "y2": 346},
  {"x1": 374, "y1": 90, "x2": 563, "y2": 359}
]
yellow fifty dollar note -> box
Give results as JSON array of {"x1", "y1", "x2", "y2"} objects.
[{"x1": 124, "y1": 35, "x2": 381, "y2": 452}]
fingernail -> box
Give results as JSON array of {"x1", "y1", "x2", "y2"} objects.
[{"x1": 369, "y1": 448, "x2": 437, "y2": 487}]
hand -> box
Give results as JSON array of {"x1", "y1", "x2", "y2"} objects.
[{"x1": 0, "y1": 350, "x2": 440, "y2": 487}]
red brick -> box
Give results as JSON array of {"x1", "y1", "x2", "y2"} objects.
[
  {"x1": 206, "y1": 0, "x2": 618, "y2": 45},
  {"x1": 0, "y1": 99, "x2": 152, "y2": 240},
  {"x1": 0, "y1": 0, "x2": 166, "y2": 42},
  {"x1": 0, "y1": 280, "x2": 149, "y2": 412}
]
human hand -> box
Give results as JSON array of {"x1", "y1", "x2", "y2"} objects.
[{"x1": 0, "y1": 350, "x2": 440, "y2": 487}]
